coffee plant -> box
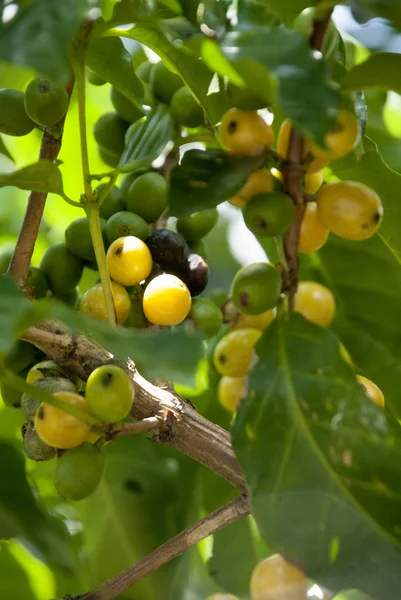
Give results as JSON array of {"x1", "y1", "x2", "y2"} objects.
[{"x1": 0, "y1": 1, "x2": 400, "y2": 599}]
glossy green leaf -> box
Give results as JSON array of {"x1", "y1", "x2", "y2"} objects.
[
  {"x1": 343, "y1": 53, "x2": 401, "y2": 95},
  {"x1": 0, "y1": 0, "x2": 88, "y2": 83},
  {"x1": 259, "y1": 0, "x2": 317, "y2": 25},
  {"x1": 216, "y1": 27, "x2": 340, "y2": 143},
  {"x1": 168, "y1": 148, "x2": 267, "y2": 217},
  {"x1": 0, "y1": 160, "x2": 65, "y2": 197},
  {"x1": 0, "y1": 136, "x2": 14, "y2": 163},
  {"x1": 119, "y1": 104, "x2": 174, "y2": 173},
  {"x1": 104, "y1": 24, "x2": 230, "y2": 124},
  {"x1": 0, "y1": 442, "x2": 73, "y2": 571},
  {"x1": 105, "y1": 0, "x2": 182, "y2": 23},
  {"x1": 233, "y1": 314, "x2": 401, "y2": 598},
  {"x1": 0, "y1": 543, "x2": 36, "y2": 600},
  {"x1": 87, "y1": 36, "x2": 144, "y2": 110}
]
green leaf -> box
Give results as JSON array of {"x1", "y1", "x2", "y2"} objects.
[
  {"x1": 0, "y1": 136, "x2": 14, "y2": 163},
  {"x1": 0, "y1": 0, "x2": 88, "y2": 83},
  {"x1": 0, "y1": 277, "x2": 35, "y2": 354},
  {"x1": 216, "y1": 27, "x2": 340, "y2": 143},
  {"x1": 351, "y1": 0, "x2": 401, "y2": 32},
  {"x1": 0, "y1": 160, "x2": 66, "y2": 197},
  {"x1": 0, "y1": 543, "x2": 37, "y2": 600},
  {"x1": 258, "y1": 0, "x2": 317, "y2": 26},
  {"x1": 168, "y1": 148, "x2": 267, "y2": 217},
  {"x1": 343, "y1": 53, "x2": 401, "y2": 95},
  {"x1": 119, "y1": 104, "x2": 174, "y2": 173},
  {"x1": 333, "y1": 591, "x2": 374, "y2": 600},
  {"x1": 87, "y1": 36, "x2": 144, "y2": 110},
  {"x1": 105, "y1": 24, "x2": 230, "y2": 124},
  {"x1": 105, "y1": 0, "x2": 182, "y2": 23},
  {"x1": 0, "y1": 442, "x2": 73, "y2": 571},
  {"x1": 232, "y1": 314, "x2": 401, "y2": 598}
]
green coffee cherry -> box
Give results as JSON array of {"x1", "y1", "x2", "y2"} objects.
[
  {"x1": 1, "y1": 381, "x2": 22, "y2": 408},
  {"x1": 5, "y1": 341, "x2": 36, "y2": 373},
  {"x1": 26, "y1": 267, "x2": 48, "y2": 299},
  {"x1": 150, "y1": 61, "x2": 182, "y2": 104},
  {"x1": 120, "y1": 173, "x2": 138, "y2": 197},
  {"x1": 54, "y1": 443, "x2": 106, "y2": 501},
  {"x1": 207, "y1": 288, "x2": 228, "y2": 308},
  {"x1": 170, "y1": 87, "x2": 204, "y2": 128},
  {"x1": 105, "y1": 211, "x2": 149, "y2": 244},
  {"x1": 176, "y1": 208, "x2": 218, "y2": 242},
  {"x1": 86, "y1": 365, "x2": 133, "y2": 423},
  {"x1": 98, "y1": 146, "x2": 120, "y2": 168},
  {"x1": 87, "y1": 69, "x2": 106, "y2": 86},
  {"x1": 189, "y1": 239, "x2": 207, "y2": 260},
  {"x1": 21, "y1": 376, "x2": 77, "y2": 421},
  {"x1": 226, "y1": 83, "x2": 266, "y2": 111},
  {"x1": 126, "y1": 172, "x2": 168, "y2": 223},
  {"x1": 0, "y1": 89, "x2": 35, "y2": 136},
  {"x1": 40, "y1": 243, "x2": 84, "y2": 296},
  {"x1": 52, "y1": 287, "x2": 80, "y2": 308},
  {"x1": 190, "y1": 298, "x2": 223, "y2": 337},
  {"x1": 22, "y1": 421, "x2": 56, "y2": 462},
  {"x1": 124, "y1": 298, "x2": 147, "y2": 329},
  {"x1": 231, "y1": 262, "x2": 282, "y2": 314},
  {"x1": 136, "y1": 60, "x2": 153, "y2": 83},
  {"x1": 65, "y1": 217, "x2": 107, "y2": 262},
  {"x1": 110, "y1": 87, "x2": 143, "y2": 123},
  {"x1": 93, "y1": 112, "x2": 128, "y2": 155},
  {"x1": 96, "y1": 185, "x2": 126, "y2": 219},
  {"x1": 243, "y1": 192, "x2": 294, "y2": 237},
  {"x1": 24, "y1": 77, "x2": 68, "y2": 127}
]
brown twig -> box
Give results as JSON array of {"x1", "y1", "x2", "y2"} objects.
[
  {"x1": 74, "y1": 494, "x2": 250, "y2": 600},
  {"x1": 282, "y1": 11, "x2": 333, "y2": 310},
  {"x1": 113, "y1": 416, "x2": 161, "y2": 437},
  {"x1": 8, "y1": 81, "x2": 75, "y2": 291}
]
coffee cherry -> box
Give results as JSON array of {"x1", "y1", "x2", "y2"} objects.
[
  {"x1": 207, "y1": 288, "x2": 228, "y2": 308},
  {"x1": 308, "y1": 109, "x2": 361, "y2": 161},
  {"x1": 176, "y1": 208, "x2": 218, "y2": 242},
  {"x1": 26, "y1": 266, "x2": 48, "y2": 299},
  {"x1": 107, "y1": 236, "x2": 153, "y2": 286},
  {"x1": 106, "y1": 211, "x2": 149, "y2": 244},
  {"x1": 213, "y1": 328, "x2": 261, "y2": 377},
  {"x1": 232, "y1": 309, "x2": 274, "y2": 331},
  {"x1": 53, "y1": 287, "x2": 80, "y2": 309},
  {"x1": 357, "y1": 375, "x2": 385, "y2": 408},
  {"x1": 0, "y1": 89, "x2": 35, "y2": 136},
  {"x1": 1, "y1": 382, "x2": 22, "y2": 408},
  {"x1": 26, "y1": 360, "x2": 63, "y2": 385},
  {"x1": 110, "y1": 87, "x2": 142, "y2": 123},
  {"x1": 54, "y1": 442, "x2": 106, "y2": 501},
  {"x1": 40, "y1": 242, "x2": 84, "y2": 296},
  {"x1": 190, "y1": 298, "x2": 222, "y2": 337},
  {"x1": 137, "y1": 60, "x2": 153, "y2": 83},
  {"x1": 277, "y1": 118, "x2": 329, "y2": 173},
  {"x1": 65, "y1": 217, "x2": 107, "y2": 262},
  {"x1": 150, "y1": 61, "x2": 182, "y2": 103},
  {"x1": 231, "y1": 262, "x2": 282, "y2": 314},
  {"x1": 93, "y1": 112, "x2": 128, "y2": 156},
  {"x1": 180, "y1": 252, "x2": 209, "y2": 296},
  {"x1": 218, "y1": 376, "x2": 247, "y2": 413},
  {"x1": 226, "y1": 83, "x2": 266, "y2": 111},
  {"x1": 295, "y1": 281, "x2": 335, "y2": 327},
  {"x1": 220, "y1": 108, "x2": 274, "y2": 156},
  {"x1": 143, "y1": 274, "x2": 191, "y2": 326},
  {"x1": 146, "y1": 229, "x2": 189, "y2": 268},
  {"x1": 34, "y1": 391, "x2": 91, "y2": 449},
  {"x1": 98, "y1": 146, "x2": 120, "y2": 168},
  {"x1": 22, "y1": 421, "x2": 56, "y2": 462},
  {"x1": 316, "y1": 181, "x2": 383, "y2": 241},
  {"x1": 250, "y1": 554, "x2": 308, "y2": 600},
  {"x1": 96, "y1": 185, "x2": 126, "y2": 219},
  {"x1": 5, "y1": 340, "x2": 36, "y2": 373},
  {"x1": 229, "y1": 169, "x2": 274, "y2": 208},
  {"x1": 24, "y1": 77, "x2": 68, "y2": 127},
  {"x1": 170, "y1": 86, "x2": 204, "y2": 128},
  {"x1": 126, "y1": 172, "x2": 168, "y2": 223},
  {"x1": 22, "y1": 377, "x2": 77, "y2": 420},
  {"x1": 304, "y1": 170, "x2": 324, "y2": 195},
  {"x1": 80, "y1": 281, "x2": 131, "y2": 324},
  {"x1": 86, "y1": 365, "x2": 133, "y2": 423},
  {"x1": 298, "y1": 202, "x2": 329, "y2": 254},
  {"x1": 124, "y1": 297, "x2": 147, "y2": 329},
  {"x1": 87, "y1": 69, "x2": 106, "y2": 86},
  {"x1": 243, "y1": 192, "x2": 294, "y2": 237}
]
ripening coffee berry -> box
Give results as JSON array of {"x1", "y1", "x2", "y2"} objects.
[
  {"x1": 143, "y1": 274, "x2": 192, "y2": 326},
  {"x1": 126, "y1": 172, "x2": 168, "y2": 223},
  {"x1": 243, "y1": 192, "x2": 294, "y2": 237},
  {"x1": 54, "y1": 442, "x2": 106, "y2": 501},
  {"x1": 294, "y1": 281, "x2": 335, "y2": 327},
  {"x1": 190, "y1": 297, "x2": 223, "y2": 337},
  {"x1": 80, "y1": 281, "x2": 131, "y2": 324},
  {"x1": 298, "y1": 202, "x2": 329, "y2": 254},
  {"x1": 218, "y1": 376, "x2": 247, "y2": 413},
  {"x1": 307, "y1": 109, "x2": 361, "y2": 161},
  {"x1": 232, "y1": 309, "x2": 274, "y2": 331},
  {"x1": 231, "y1": 262, "x2": 282, "y2": 314},
  {"x1": 220, "y1": 108, "x2": 274, "y2": 156},
  {"x1": 250, "y1": 555, "x2": 309, "y2": 600},
  {"x1": 176, "y1": 208, "x2": 218, "y2": 242},
  {"x1": 0, "y1": 89, "x2": 35, "y2": 136},
  {"x1": 40, "y1": 243, "x2": 84, "y2": 297},
  {"x1": 304, "y1": 170, "x2": 324, "y2": 195},
  {"x1": 357, "y1": 375, "x2": 385, "y2": 408},
  {"x1": 106, "y1": 236, "x2": 153, "y2": 286},
  {"x1": 34, "y1": 391, "x2": 91, "y2": 449},
  {"x1": 24, "y1": 77, "x2": 69, "y2": 127},
  {"x1": 86, "y1": 365, "x2": 133, "y2": 423},
  {"x1": 22, "y1": 421, "x2": 56, "y2": 462},
  {"x1": 229, "y1": 169, "x2": 274, "y2": 208},
  {"x1": 213, "y1": 328, "x2": 261, "y2": 377}
]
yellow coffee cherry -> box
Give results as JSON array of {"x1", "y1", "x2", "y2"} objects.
[
  {"x1": 143, "y1": 273, "x2": 191, "y2": 326},
  {"x1": 80, "y1": 281, "x2": 131, "y2": 324},
  {"x1": 277, "y1": 118, "x2": 329, "y2": 173},
  {"x1": 220, "y1": 108, "x2": 274, "y2": 156},
  {"x1": 304, "y1": 170, "x2": 323, "y2": 195},
  {"x1": 316, "y1": 181, "x2": 383, "y2": 241},
  {"x1": 34, "y1": 391, "x2": 91, "y2": 449},
  {"x1": 298, "y1": 202, "x2": 329, "y2": 254},
  {"x1": 250, "y1": 555, "x2": 309, "y2": 600},
  {"x1": 308, "y1": 110, "x2": 360, "y2": 161},
  {"x1": 307, "y1": 156, "x2": 330, "y2": 174},
  {"x1": 357, "y1": 375, "x2": 385, "y2": 408},
  {"x1": 294, "y1": 281, "x2": 335, "y2": 327},
  {"x1": 213, "y1": 328, "x2": 261, "y2": 377},
  {"x1": 233, "y1": 309, "x2": 274, "y2": 331},
  {"x1": 229, "y1": 169, "x2": 274, "y2": 208},
  {"x1": 218, "y1": 376, "x2": 248, "y2": 413},
  {"x1": 106, "y1": 235, "x2": 153, "y2": 286}
]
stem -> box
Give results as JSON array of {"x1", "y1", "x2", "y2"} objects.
[
  {"x1": 72, "y1": 57, "x2": 92, "y2": 201},
  {"x1": 75, "y1": 495, "x2": 250, "y2": 600},
  {"x1": 86, "y1": 203, "x2": 117, "y2": 325},
  {"x1": 113, "y1": 416, "x2": 161, "y2": 437}
]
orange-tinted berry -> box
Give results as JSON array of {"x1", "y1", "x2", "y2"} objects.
[
  {"x1": 294, "y1": 281, "x2": 335, "y2": 327},
  {"x1": 298, "y1": 202, "x2": 329, "y2": 254},
  {"x1": 220, "y1": 108, "x2": 274, "y2": 156}
]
